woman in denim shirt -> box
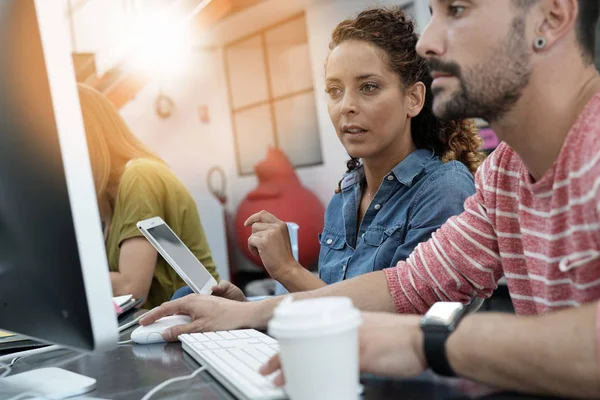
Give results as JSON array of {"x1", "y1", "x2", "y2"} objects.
[
  {"x1": 238, "y1": 7, "x2": 484, "y2": 293},
  {"x1": 171, "y1": 7, "x2": 484, "y2": 301}
]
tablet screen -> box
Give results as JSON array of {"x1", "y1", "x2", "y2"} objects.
[{"x1": 146, "y1": 224, "x2": 213, "y2": 291}]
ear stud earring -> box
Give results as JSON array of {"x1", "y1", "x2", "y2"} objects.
[{"x1": 534, "y1": 37, "x2": 547, "y2": 49}]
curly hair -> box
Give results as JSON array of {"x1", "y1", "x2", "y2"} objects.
[{"x1": 331, "y1": 6, "x2": 484, "y2": 193}]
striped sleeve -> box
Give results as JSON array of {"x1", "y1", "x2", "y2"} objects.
[{"x1": 385, "y1": 155, "x2": 506, "y2": 314}]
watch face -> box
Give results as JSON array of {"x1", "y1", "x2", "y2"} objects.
[{"x1": 422, "y1": 302, "x2": 465, "y2": 327}]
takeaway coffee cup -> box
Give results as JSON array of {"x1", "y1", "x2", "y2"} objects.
[{"x1": 268, "y1": 297, "x2": 362, "y2": 400}]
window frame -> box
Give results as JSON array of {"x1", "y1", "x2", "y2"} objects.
[{"x1": 223, "y1": 13, "x2": 323, "y2": 176}]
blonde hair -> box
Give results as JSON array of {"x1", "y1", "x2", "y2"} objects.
[{"x1": 77, "y1": 83, "x2": 163, "y2": 199}]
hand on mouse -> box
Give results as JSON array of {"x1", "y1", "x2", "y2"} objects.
[{"x1": 139, "y1": 294, "x2": 257, "y2": 341}]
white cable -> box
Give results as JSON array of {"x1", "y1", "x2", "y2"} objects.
[
  {"x1": 0, "y1": 361, "x2": 11, "y2": 378},
  {"x1": 118, "y1": 339, "x2": 133, "y2": 345},
  {"x1": 140, "y1": 366, "x2": 207, "y2": 400}
]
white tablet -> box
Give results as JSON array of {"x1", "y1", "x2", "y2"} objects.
[{"x1": 137, "y1": 216, "x2": 217, "y2": 295}]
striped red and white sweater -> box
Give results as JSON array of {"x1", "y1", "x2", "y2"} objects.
[{"x1": 385, "y1": 93, "x2": 600, "y2": 316}]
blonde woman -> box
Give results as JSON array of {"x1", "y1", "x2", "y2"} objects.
[{"x1": 78, "y1": 83, "x2": 219, "y2": 308}]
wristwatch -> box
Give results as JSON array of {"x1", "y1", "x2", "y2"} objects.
[{"x1": 420, "y1": 302, "x2": 468, "y2": 377}]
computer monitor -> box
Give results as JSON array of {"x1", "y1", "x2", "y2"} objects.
[{"x1": 0, "y1": 0, "x2": 117, "y2": 355}]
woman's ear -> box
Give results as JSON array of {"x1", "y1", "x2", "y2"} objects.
[{"x1": 406, "y1": 82, "x2": 426, "y2": 118}]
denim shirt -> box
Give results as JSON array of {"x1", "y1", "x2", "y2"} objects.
[{"x1": 318, "y1": 148, "x2": 476, "y2": 284}]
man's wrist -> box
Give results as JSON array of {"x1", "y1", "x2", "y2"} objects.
[
  {"x1": 445, "y1": 314, "x2": 472, "y2": 378},
  {"x1": 245, "y1": 296, "x2": 278, "y2": 330},
  {"x1": 411, "y1": 320, "x2": 427, "y2": 370}
]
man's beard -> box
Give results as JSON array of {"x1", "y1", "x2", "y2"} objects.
[{"x1": 429, "y1": 16, "x2": 532, "y2": 123}]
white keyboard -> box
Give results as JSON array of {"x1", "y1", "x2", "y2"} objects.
[{"x1": 179, "y1": 329, "x2": 286, "y2": 400}]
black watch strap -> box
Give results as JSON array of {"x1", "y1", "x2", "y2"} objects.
[{"x1": 423, "y1": 328, "x2": 456, "y2": 377}]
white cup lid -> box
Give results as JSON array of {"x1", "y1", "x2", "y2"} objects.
[{"x1": 268, "y1": 297, "x2": 362, "y2": 339}]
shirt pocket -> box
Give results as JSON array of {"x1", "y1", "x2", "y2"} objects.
[
  {"x1": 361, "y1": 223, "x2": 405, "y2": 272},
  {"x1": 318, "y1": 231, "x2": 349, "y2": 284}
]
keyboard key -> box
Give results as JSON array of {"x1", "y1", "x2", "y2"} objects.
[
  {"x1": 239, "y1": 329, "x2": 265, "y2": 338},
  {"x1": 203, "y1": 341, "x2": 220, "y2": 350},
  {"x1": 231, "y1": 330, "x2": 250, "y2": 339},
  {"x1": 215, "y1": 331, "x2": 237, "y2": 340},
  {"x1": 218, "y1": 350, "x2": 271, "y2": 386},
  {"x1": 231, "y1": 348, "x2": 263, "y2": 371},
  {"x1": 260, "y1": 336, "x2": 278, "y2": 345},
  {"x1": 192, "y1": 342, "x2": 206, "y2": 352},
  {"x1": 189, "y1": 333, "x2": 209, "y2": 342},
  {"x1": 215, "y1": 341, "x2": 235, "y2": 349},
  {"x1": 229, "y1": 339, "x2": 251, "y2": 348},
  {"x1": 179, "y1": 334, "x2": 193, "y2": 342},
  {"x1": 255, "y1": 344, "x2": 277, "y2": 358},
  {"x1": 203, "y1": 332, "x2": 223, "y2": 341},
  {"x1": 244, "y1": 347, "x2": 270, "y2": 364},
  {"x1": 247, "y1": 339, "x2": 262, "y2": 344},
  {"x1": 202, "y1": 350, "x2": 262, "y2": 398}
]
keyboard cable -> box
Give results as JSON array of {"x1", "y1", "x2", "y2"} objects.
[{"x1": 141, "y1": 366, "x2": 207, "y2": 400}]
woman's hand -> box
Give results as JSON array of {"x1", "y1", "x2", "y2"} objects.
[
  {"x1": 211, "y1": 280, "x2": 248, "y2": 302},
  {"x1": 244, "y1": 210, "x2": 301, "y2": 281}
]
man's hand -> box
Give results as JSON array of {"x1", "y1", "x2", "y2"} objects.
[
  {"x1": 260, "y1": 312, "x2": 427, "y2": 386},
  {"x1": 139, "y1": 294, "x2": 255, "y2": 340},
  {"x1": 244, "y1": 210, "x2": 301, "y2": 281},
  {"x1": 211, "y1": 280, "x2": 248, "y2": 302}
]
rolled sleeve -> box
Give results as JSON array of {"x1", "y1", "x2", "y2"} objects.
[{"x1": 384, "y1": 264, "x2": 420, "y2": 314}]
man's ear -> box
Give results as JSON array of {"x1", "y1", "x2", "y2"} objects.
[{"x1": 533, "y1": 0, "x2": 578, "y2": 52}]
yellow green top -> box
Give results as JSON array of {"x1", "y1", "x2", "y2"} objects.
[{"x1": 106, "y1": 159, "x2": 219, "y2": 308}]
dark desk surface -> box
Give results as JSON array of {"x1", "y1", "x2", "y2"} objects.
[{"x1": 4, "y1": 312, "x2": 560, "y2": 400}]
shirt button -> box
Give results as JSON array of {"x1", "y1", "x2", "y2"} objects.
[
  {"x1": 361, "y1": 233, "x2": 365, "y2": 238},
  {"x1": 342, "y1": 265, "x2": 347, "y2": 272},
  {"x1": 326, "y1": 238, "x2": 333, "y2": 245},
  {"x1": 374, "y1": 204, "x2": 381, "y2": 210},
  {"x1": 387, "y1": 175, "x2": 395, "y2": 181}
]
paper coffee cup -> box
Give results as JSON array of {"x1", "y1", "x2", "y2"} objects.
[{"x1": 268, "y1": 297, "x2": 362, "y2": 400}]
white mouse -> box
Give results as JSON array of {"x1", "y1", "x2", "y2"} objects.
[{"x1": 130, "y1": 315, "x2": 192, "y2": 344}]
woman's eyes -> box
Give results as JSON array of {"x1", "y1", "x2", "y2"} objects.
[
  {"x1": 325, "y1": 83, "x2": 380, "y2": 97},
  {"x1": 360, "y1": 83, "x2": 379, "y2": 93},
  {"x1": 325, "y1": 87, "x2": 342, "y2": 97}
]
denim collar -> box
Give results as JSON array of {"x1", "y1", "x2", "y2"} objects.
[{"x1": 340, "y1": 148, "x2": 435, "y2": 191}]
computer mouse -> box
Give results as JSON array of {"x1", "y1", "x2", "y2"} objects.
[{"x1": 130, "y1": 315, "x2": 192, "y2": 344}]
